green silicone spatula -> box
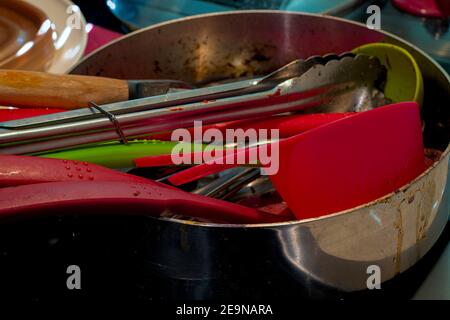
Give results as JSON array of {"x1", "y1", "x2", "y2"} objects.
[{"x1": 39, "y1": 140, "x2": 208, "y2": 169}]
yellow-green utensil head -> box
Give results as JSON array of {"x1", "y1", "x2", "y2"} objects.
[{"x1": 353, "y1": 43, "x2": 424, "y2": 106}]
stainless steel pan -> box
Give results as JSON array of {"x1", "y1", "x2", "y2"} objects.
[{"x1": 70, "y1": 11, "x2": 450, "y2": 297}]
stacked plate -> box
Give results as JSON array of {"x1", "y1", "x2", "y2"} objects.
[{"x1": 0, "y1": 0, "x2": 87, "y2": 73}]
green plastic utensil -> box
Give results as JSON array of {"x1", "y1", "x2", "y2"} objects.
[
  {"x1": 39, "y1": 140, "x2": 207, "y2": 169},
  {"x1": 353, "y1": 43, "x2": 424, "y2": 106}
]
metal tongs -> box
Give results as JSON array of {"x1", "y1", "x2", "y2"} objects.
[{"x1": 0, "y1": 53, "x2": 387, "y2": 154}]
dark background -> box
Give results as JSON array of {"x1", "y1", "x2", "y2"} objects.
[{"x1": 73, "y1": 0, "x2": 127, "y2": 33}]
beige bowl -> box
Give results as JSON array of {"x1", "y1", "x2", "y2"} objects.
[{"x1": 0, "y1": 0, "x2": 55, "y2": 71}]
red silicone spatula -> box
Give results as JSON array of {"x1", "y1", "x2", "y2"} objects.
[
  {"x1": 0, "y1": 154, "x2": 150, "y2": 187},
  {"x1": 165, "y1": 102, "x2": 426, "y2": 220},
  {"x1": 0, "y1": 154, "x2": 285, "y2": 223},
  {"x1": 0, "y1": 180, "x2": 285, "y2": 224},
  {"x1": 146, "y1": 112, "x2": 355, "y2": 141},
  {"x1": 136, "y1": 113, "x2": 355, "y2": 168}
]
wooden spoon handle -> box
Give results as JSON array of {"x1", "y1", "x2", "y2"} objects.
[{"x1": 0, "y1": 70, "x2": 129, "y2": 109}]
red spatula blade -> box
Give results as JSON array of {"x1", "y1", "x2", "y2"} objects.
[{"x1": 270, "y1": 101, "x2": 426, "y2": 219}]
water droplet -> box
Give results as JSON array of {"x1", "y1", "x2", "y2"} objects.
[
  {"x1": 88, "y1": 176, "x2": 94, "y2": 180},
  {"x1": 76, "y1": 167, "x2": 81, "y2": 171},
  {"x1": 82, "y1": 162, "x2": 88, "y2": 166},
  {"x1": 67, "y1": 173, "x2": 73, "y2": 178},
  {"x1": 73, "y1": 161, "x2": 79, "y2": 165},
  {"x1": 65, "y1": 166, "x2": 71, "y2": 170},
  {"x1": 62, "y1": 160, "x2": 68, "y2": 164},
  {"x1": 133, "y1": 191, "x2": 141, "y2": 196},
  {"x1": 78, "y1": 174, "x2": 83, "y2": 179},
  {"x1": 86, "y1": 168, "x2": 92, "y2": 173}
]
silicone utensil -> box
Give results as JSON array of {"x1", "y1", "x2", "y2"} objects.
[
  {"x1": 146, "y1": 112, "x2": 355, "y2": 141},
  {"x1": 353, "y1": 43, "x2": 424, "y2": 106},
  {"x1": 0, "y1": 108, "x2": 64, "y2": 122},
  {"x1": 0, "y1": 154, "x2": 149, "y2": 188},
  {"x1": 0, "y1": 180, "x2": 285, "y2": 224},
  {"x1": 0, "y1": 70, "x2": 193, "y2": 109},
  {"x1": 165, "y1": 102, "x2": 426, "y2": 219},
  {"x1": 135, "y1": 113, "x2": 355, "y2": 168},
  {"x1": 39, "y1": 140, "x2": 209, "y2": 169},
  {"x1": 0, "y1": 154, "x2": 285, "y2": 223}
]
